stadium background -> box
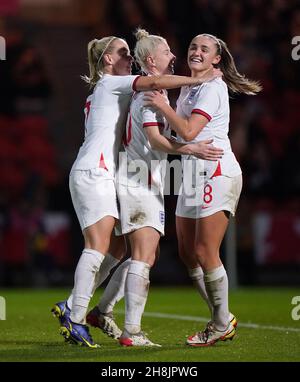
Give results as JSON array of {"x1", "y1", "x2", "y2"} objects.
[{"x1": 0, "y1": 0, "x2": 300, "y2": 289}]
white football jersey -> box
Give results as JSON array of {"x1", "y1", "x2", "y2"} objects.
[
  {"x1": 71, "y1": 74, "x2": 140, "y2": 176},
  {"x1": 120, "y1": 90, "x2": 171, "y2": 189},
  {"x1": 176, "y1": 78, "x2": 241, "y2": 178}
]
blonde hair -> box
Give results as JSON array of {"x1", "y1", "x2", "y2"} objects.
[
  {"x1": 134, "y1": 28, "x2": 166, "y2": 73},
  {"x1": 198, "y1": 33, "x2": 262, "y2": 95},
  {"x1": 82, "y1": 36, "x2": 118, "y2": 88}
]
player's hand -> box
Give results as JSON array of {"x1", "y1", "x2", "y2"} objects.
[
  {"x1": 197, "y1": 68, "x2": 223, "y2": 84},
  {"x1": 190, "y1": 139, "x2": 224, "y2": 160},
  {"x1": 143, "y1": 91, "x2": 168, "y2": 110}
]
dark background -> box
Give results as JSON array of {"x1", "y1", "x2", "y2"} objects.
[{"x1": 0, "y1": 0, "x2": 299, "y2": 287}]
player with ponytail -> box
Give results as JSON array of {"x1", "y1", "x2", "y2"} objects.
[{"x1": 144, "y1": 33, "x2": 262, "y2": 346}]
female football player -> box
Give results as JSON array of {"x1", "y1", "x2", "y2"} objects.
[{"x1": 144, "y1": 33, "x2": 262, "y2": 346}]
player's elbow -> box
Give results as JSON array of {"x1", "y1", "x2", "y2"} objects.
[
  {"x1": 180, "y1": 130, "x2": 197, "y2": 142},
  {"x1": 135, "y1": 76, "x2": 161, "y2": 91},
  {"x1": 148, "y1": 76, "x2": 163, "y2": 90},
  {"x1": 148, "y1": 133, "x2": 163, "y2": 150},
  {"x1": 148, "y1": 138, "x2": 159, "y2": 150}
]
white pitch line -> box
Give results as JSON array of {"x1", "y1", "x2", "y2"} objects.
[
  {"x1": 143, "y1": 312, "x2": 300, "y2": 333},
  {"x1": 115, "y1": 310, "x2": 300, "y2": 333}
]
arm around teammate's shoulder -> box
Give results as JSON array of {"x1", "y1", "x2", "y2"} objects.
[{"x1": 135, "y1": 75, "x2": 203, "y2": 92}]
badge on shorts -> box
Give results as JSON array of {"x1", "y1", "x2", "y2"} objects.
[{"x1": 159, "y1": 211, "x2": 165, "y2": 225}]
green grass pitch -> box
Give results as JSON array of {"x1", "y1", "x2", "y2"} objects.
[{"x1": 0, "y1": 287, "x2": 299, "y2": 362}]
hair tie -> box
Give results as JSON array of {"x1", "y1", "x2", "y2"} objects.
[{"x1": 97, "y1": 37, "x2": 116, "y2": 66}]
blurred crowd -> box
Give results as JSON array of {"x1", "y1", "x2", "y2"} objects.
[{"x1": 0, "y1": 0, "x2": 299, "y2": 286}]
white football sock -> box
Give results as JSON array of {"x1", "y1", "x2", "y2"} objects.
[
  {"x1": 66, "y1": 293, "x2": 73, "y2": 310},
  {"x1": 66, "y1": 253, "x2": 120, "y2": 310},
  {"x1": 204, "y1": 265, "x2": 230, "y2": 331},
  {"x1": 70, "y1": 248, "x2": 105, "y2": 324},
  {"x1": 124, "y1": 260, "x2": 150, "y2": 334},
  {"x1": 98, "y1": 258, "x2": 131, "y2": 314},
  {"x1": 188, "y1": 267, "x2": 213, "y2": 315},
  {"x1": 94, "y1": 253, "x2": 120, "y2": 290}
]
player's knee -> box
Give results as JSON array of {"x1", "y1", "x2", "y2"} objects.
[
  {"x1": 195, "y1": 243, "x2": 219, "y2": 263},
  {"x1": 131, "y1": 250, "x2": 155, "y2": 267},
  {"x1": 84, "y1": 236, "x2": 111, "y2": 254},
  {"x1": 194, "y1": 242, "x2": 207, "y2": 257}
]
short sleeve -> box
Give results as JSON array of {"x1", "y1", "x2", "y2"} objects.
[
  {"x1": 142, "y1": 106, "x2": 165, "y2": 129},
  {"x1": 102, "y1": 75, "x2": 141, "y2": 95},
  {"x1": 192, "y1": 83, "x2": 220, "y2": 121}
]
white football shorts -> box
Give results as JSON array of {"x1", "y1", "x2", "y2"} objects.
[
  {"x1": 116, "y1": 183, "x2": 165, "y2": 236},
  {"x1": 69, "y1": 168, "x2": 119, "y2": 231},
  {"x1": 176, "y1": 174, "x2": 242, "y2": 219}
]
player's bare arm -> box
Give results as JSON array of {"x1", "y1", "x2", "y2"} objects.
[
  {"x1": 145, "y1": 126, "x2": 223, "y2": 160},
  {"x1": 144, "y1": 91, "x2": 209, "y2": 141},
  {"x1": 135, "y1": 67, "x2": 222, "y2": 92},
  {"x1": 135, "y1": 74, "x2": 205, "y2": 92}
]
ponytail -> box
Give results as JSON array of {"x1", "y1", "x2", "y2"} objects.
[
  {"x1": 200, "y1": 34, "x2": 262, "y2": 95},
  {"x1": 81, "y1": 36, "x2": 117, "y2": 88}
]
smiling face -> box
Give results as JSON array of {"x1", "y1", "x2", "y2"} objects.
[
  {"x1": 105, "y1": 38, "x2": 134, "y2": 75},
  {"x1": 148, "y1": 41, "x2": 176, "y2": 75},
  {"x1": 187, "y1": 35, "x2": 221, "y2": 76}
]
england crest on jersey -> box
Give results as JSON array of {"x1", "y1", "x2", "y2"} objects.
[{"x1": 188, "y1": 88, "x2": 198, "y2": 103}]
